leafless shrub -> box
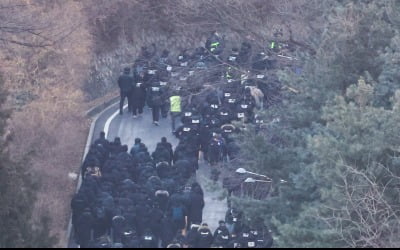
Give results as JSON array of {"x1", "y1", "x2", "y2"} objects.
[
  {"x1": 0, "y1": 0, "x2": 82, "y2": 48},
  {"x1": 1, "y1": 0, "x2": 92, "y2": 246},
  {"x1": 319, "y1": 164, "x2": 400, "y2": 248}
]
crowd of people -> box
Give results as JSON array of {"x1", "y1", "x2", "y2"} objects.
[
  {"x1": 71, "y1": 30, "x2": 286, "y2": 248},
  {"x1": 117, "y1": 30, "x2": 285, "y2": 166},
  {"x1": 72, "y1": 133, "x2": 204, "y2": 248}
]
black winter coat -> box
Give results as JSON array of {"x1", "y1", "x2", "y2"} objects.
[
  {"x1": 197, "y1": 227, "x2": 214, "y2": 248},
  {"x1": 132, "y1": 75, "x2": 147, "y2": 104},
  {"x1": 118, "y1": 73, "x2": 134, "y2": 93},
  {"x1": 185, "y1": 226, "x2": 200, "y2": 247},
  {"x1": 188, "y1": 192, "x2": 205, "y2": 224}
]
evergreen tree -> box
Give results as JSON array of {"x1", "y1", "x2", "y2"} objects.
[
  {"x1": 307, "y1": 79, "x2": 400, "y2": 247},
  {"x1": 375, "y1": 33, "x2": 400, "y2": 108},
  {"x1": 233, "y1": 1, "x2": 400, "y2": 248}
]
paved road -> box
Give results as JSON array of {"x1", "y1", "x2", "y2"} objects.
[
  {"x1": 93, "y1": 104, "x2": 227, "y2": 232},
  {"x1": 106, "y1": 106, "x2": 178, "y2": 152}
]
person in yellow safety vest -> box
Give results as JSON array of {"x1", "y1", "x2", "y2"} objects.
[
  {"x1": 206, "y1": 31, "x2": 224, "y2": 55},
  {"x1": 270, "y1": 41, "x2": 283, "y2": 52},
  {"x1": 271, "y1": 28, "x2": 284, "y2": 52},
  {"x1": 211, "y1": 42, "x2": 220, "y2": 52},
  {"x1": 170, "y1": 93, "x2": 182, "y2": 133}
]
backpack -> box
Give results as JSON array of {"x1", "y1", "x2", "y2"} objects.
[{"x1": 172, "y1": 206, "x2": 184, "y2": 221}]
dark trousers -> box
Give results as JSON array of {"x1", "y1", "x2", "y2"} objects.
[
  {"x1": 152, "y1": 106, "x2": 161, "y2": 122},
  {"x1": 161, "y1": 103, "x2": 169, "y2": 118},
  {"x1": 209, "y1": 148, "x2": 222, "y2": 165},
  {"x1": 132, "y1": 103, "x2": 143, "y2": 116},
  {"x1": 170, "y1": 112, "x2": 181, "y2": 132},
  {"x1": 120, "y1": 91, "x2": 131, "y2": 114}
]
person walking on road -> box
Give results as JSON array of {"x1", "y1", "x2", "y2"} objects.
[
  {"x1": 132, "y1": 70, "x2": 147, "y2": 118},
  {"x1": 170, "y1": 92, "x2": 182, "y2": 133},
  {"x1": 187, "y1": 183, "x2": 205, "y2": 228},
  {"x1": 118, "y1": 67, "x2": 134, "y2": 115},
  {"x1": 148, "y1": 84, "x2": 163, "y2": 126}
]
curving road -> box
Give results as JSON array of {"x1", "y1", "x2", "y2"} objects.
[{"x1": 92, "y1": 103, "x2": 227, "y2": 232}]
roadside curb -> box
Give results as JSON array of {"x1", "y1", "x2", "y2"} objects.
[{"x1": 85, "y1": 95, "x2": 119, "y2": 118}]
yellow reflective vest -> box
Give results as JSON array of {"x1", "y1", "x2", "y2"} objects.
[{"x1": 170, "y1": 96, "x2": 182, "y2": 113}]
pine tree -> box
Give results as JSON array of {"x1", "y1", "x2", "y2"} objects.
[
  {"x1": 233, "y1": 1, "x2": 400, "y2": 248},
  {"x1": 307, "y1": 80, "x2": 400, "y2": 247},
  {"x1": 375, "y1": 33, "x2": 400, "y2": 108}
]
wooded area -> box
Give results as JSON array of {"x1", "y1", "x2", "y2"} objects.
[{"x1": 232, "y1": 1, "x2": 400, "y2": 248}]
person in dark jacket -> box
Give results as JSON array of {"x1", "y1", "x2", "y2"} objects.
[
  {"x1": 252, "y1": 51, "x2": 272, "y2": 72},
  {"x1": 71, "y1": 193, "x2": 88, "y2": 238},
  {"x1": 169, "y1": 193, "x2": 188, "y2": 234},
  {"x1": 187, "y1": 183, "x2": 204, "y2": 226},
  {"x1": 156, "y1": 162, "x2": 171, "y2": 179},
  {"x1": 238, "y1": 42, "x2": 252, "y2": 67},
  {"x1": 227, "y1": 47, "x2": 240, "y2": 66},
  {"x1": 157, "y1": 137, "x2": 174, "y2": 162},
  {"x1": 185, "y1": 224, "x2": 200, "y2": 248},
  {"x1": 228, "y1": 234, "x2": 241, "y2": 248},
  {"x1": 167, "y1": 240, "x2": 183, "y2": 248},
  {"x1": 118, "y1": 67, "x2": 134, "y2": 115},
  {"x1": 159, "y1": 215, "x2": 176, "y2": 248},
  {"x1": 213, "y1": 221, "x2": 231, "y2": 248},
  {"x1": 159, "y1": 80, "x2": 170, "y2": 119},
  {"x1": 208, "y1": 135, "x2": 224, "y2": 166},
  {"x1": 148, "y1": 84, "x2": 163, "y2": 126},
  {"x1": 191, "y1": 182, "x2": 204, "y2": 197},
  {"x1": 253, "y1": 229, "x2": 273, "y2": 248},
  {"x1": 187, "y1": 186, "x2": 205, "y2": 227},
  {"x1": 140, "y1": 229, "x2": 158, "y2": 248},
  {"x1": 109, "y1": 137, "x2": 123, "y2": 158},
  {"x1": 94, "y1": 131, "x2": 110, "y2": 150},
  {"x1": 176, "y1": 49, "x2": 190, "y2": 66},
  {"x1": 238, "y1": 226, "x2": 254, "y2": 249},
  {"x1": 152, "y1": 145, "x2": 172, "y2": 165},
  {"x1": 112, "y1": 215, "x2": 126, "y2": 244},
  {"x1": 226, "y1": 208, "x2": 244, "y2": 235},
  {"x1": 135, "y1": 202, "x2": 153, "y2": 236},
  {"x1": 122, "y1": 229, "x2": 141, "y2": 248},
  {"x1": 158, "y1": 50, "x2": 172, "y2": 69},
  {"x1": 130, "y1": 138, "x2": 147, "y2": 158},
  {"x1": 155, "y1": 190, "x2": 170, "y2": 211},
  {"x1": 132, "y1": 71, "x2": 147, "y2": 118},
  {"x1": 75, "y1": 208, "x2": 94, "y2": 248},
  {"x1": 196, "y1": 223, "x2": 214, "y2": 248}
]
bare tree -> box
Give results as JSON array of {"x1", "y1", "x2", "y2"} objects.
[
  {"x1": 0, "y1": 0, "x2": 80, "y2": 48},
  {"x1": 319, "y1": 163, "x2": 400, "y2": 248}
]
